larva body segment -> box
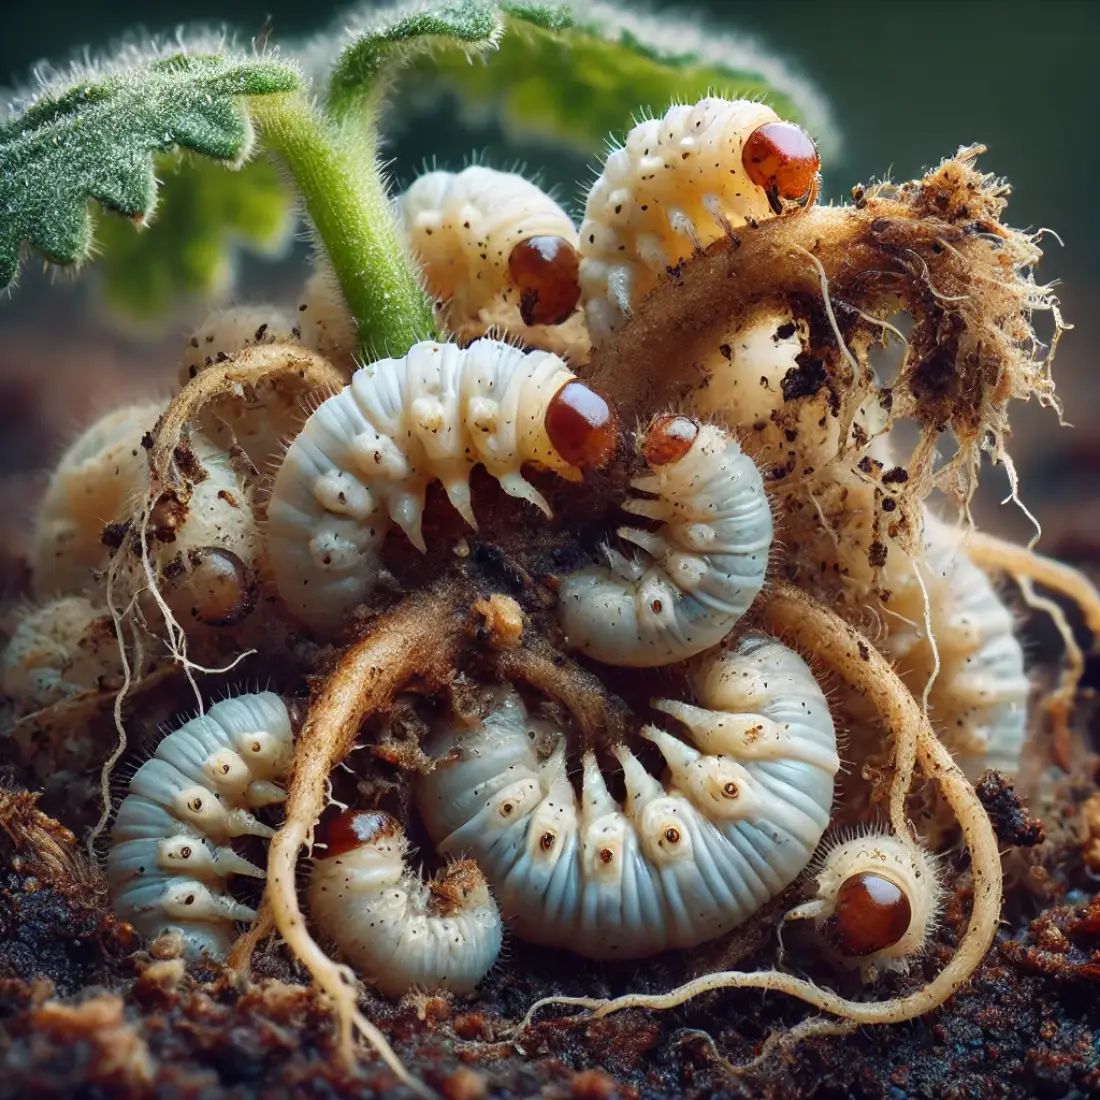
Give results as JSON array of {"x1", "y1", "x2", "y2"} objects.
[
  {"x1": 0, "y1": 596, "x2": 122, "y2": 715},
  {"x1": 417, "y1": 637, "x2": 838, "y2": 959},
  {"x1": 31, "y1": 402, "x2": 162, "y2": 597},
  {"x1": 107, "y1": 691, "x2": 293, "y2": 957},
  {"x1": 399, "y1": 166, "x2": 588, "y2": 358},
  {"x1": 557, "y1": 416, "x2": 772, "y2": 667},
  {"x1": 268, "y1": 339, "x2": 604, "y2": 635},
  {"x1": 579, "y1": 98, "x2": 819, "y2": 343},
  {"x1": 308, "y1": 810, "x2": 502, "y2": 997},
  {"x1": 882, "y1": 512, "x2": 1029, "y2": 776}
]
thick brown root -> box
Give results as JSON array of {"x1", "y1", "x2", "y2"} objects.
[
  {"x1": 585, "y1": 147, "x2": 1062, "y2": 513},
  {"x1": 522, "y1": 585, "x2": 1001, "y2": 1048}
]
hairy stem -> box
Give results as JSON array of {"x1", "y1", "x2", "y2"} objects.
[{"x1": 252, "y1": 93, "x2": 436, "y2": 360}]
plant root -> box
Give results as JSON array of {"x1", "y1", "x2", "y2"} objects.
[
  {"x1": 966, "y1": 530, "x2": 1100, "y2": 768},
  {"x1": 232, "y1": 584, "x2": 488, "y2": 1095},
  {"x1": 493, "y1": 627, "x2": 634, "y2": 754},
  {"x1": 585, "y1": 147, "x2": 1064, "y2": 516},
  {"x1": 521, "y1": 584, "x2": 1001, "y2": 1051}
]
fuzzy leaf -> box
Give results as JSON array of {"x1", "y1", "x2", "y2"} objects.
[
  {"x1": 95, "y1": 154, "x2": 294, "y2": 320},
  {"x1": 0, "y1": 50, "x2": 300, "y2": 289},
  {"x1": 404, "y1": 1, "x2": 838, "y2": 156},
  {"x1": 327, "y1": 0, "x2": 501, "y2": 118},
  {"x1": 325, "y1": 0, "x2": 502, "y2": 120}
]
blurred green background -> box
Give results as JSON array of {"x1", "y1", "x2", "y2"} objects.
[{"x1": 1, "y1": 0, "x2": 1097, "y2": 551}]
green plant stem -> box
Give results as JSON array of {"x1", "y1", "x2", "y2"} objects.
[{"x1": 252, "y1": 92, "x2": 435, "y2": 359}]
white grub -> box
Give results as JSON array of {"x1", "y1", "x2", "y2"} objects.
[
  {"x1": 295, "y1": 261, "x2": 359, "y2": 370},
  {"x1": 107, "y1": 691, "x2": 293, "y2": 958},
  {"x1": 308, "y1": 809, "x2": 501, "y2": 997},
  {"x1": 399, "y1": 166, "x2": 589, "y2": 359},
  {"x1": 0, "y1": 595, "x2": 123, "y2": 714},
  {"x1": 579, "y1": 97, "x2": 819, "y2": 343},
  {"x1": 31, "y1": 402, "x2": 162, "y2": 597},
  {"x1": 787, "y1": 830, "x2": 942, "y2": 979},
  {"x1": 268, "y1": 338, "x2": 609, "y2": 635},
  {"x1": 179, "y1": 305, "x2": 312, "y2": 470},
  {"x1": 881, "y1": 510, "x2": 1029, "y2": 777},
  {"x1": 417, "y1": 636, "x2": 838, "y2": 959},
  {"x1": 557, "y1": 415, "x2": 771, "y2": 667}
]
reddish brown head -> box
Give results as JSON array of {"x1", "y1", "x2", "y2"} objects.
[
  {"x1": 823, "y1": 872, "x2": 912, "y2": 956},
  {"x1": 742, "y1": 121, "x2": 820, "y2": 216},
  {"x1": 545, "y1": 381, "x2": 619, "y2": 469},
  {"x1": 508, "y1": 236, "x2": 582, "y2": 326},
  {"x1": 318, "y1": 809, "x2": 400, "y2": 859},
  {"x1": 643, "y1": 415, "x2": 699, "y2": 467}
]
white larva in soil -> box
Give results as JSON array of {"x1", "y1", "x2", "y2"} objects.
[
  {"x1": 31, "y1": 402, "x2": 163, "y2": 598},
  {"x1": 267, "y1": 338, "x2": 618, "y2": 635},
  {"x1": 308, "y1": 809, "x2": 502, "y2": 997},
  {"x1": 107, "y1": 691, "x2": 293, "y2": 958},
  {"x1": 557, "y1": 414, "x2": 772, "y2": 667},
  {"x1": 882, "y1": 511, "x2": 1030, "y2": 777},
  {"x1": 399, "y1": 166, "x2": 589, "y2": 359},
  {"x1": 579, "y1": 97, "x2": 820, "y2": 343},
  {"x1": 417, "y1": 635, "x2": 839, "y2": 959},
  {"x1": 0, "y1": 596, "x2": 123, "y2": 715},
  {"x1": 786, "y1": 830, "x2": 942, "y2": 979}
]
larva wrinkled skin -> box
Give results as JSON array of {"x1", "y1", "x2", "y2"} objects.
[
  {"x1": 0, "y1": 596, "x2": 122, "y2": 715},
  {"x1": 557, "y1": 415, "x2": 772, "y2": 667},
  {"x1": 308, "y1": 809, "x2": 502, "y2": 997},
  {"x1": 791, "y1": 831, "x2": 942, "y2": 979},
  {"x1": 31, "y1": 402, "x2": 163, "y2": 597},
  {"x1": 399, "y1": 166, "x2": 589, "y2": 359},
  {"x1": 107, "y1": 692, "x2": 293, "y2": 958},
  {"x1": 579, "y1": 98, "x2": 820, "y2": 343},
  {"x1": 417, "y1": 636, "x2": 839, "y2": 959},
  {"x1": 268, "y1": 338, "x2": 614, "y2": 635},
  {"x1": 883, "y1": 512, "x2": 1029, "y2": 777}
]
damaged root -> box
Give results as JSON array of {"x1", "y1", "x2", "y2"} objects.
[{"x1": 522, "y1": 584, "x2": 1001, "y2": 1058}]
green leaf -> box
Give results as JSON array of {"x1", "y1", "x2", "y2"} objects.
[
  {"x1": 95, "y1": 153, "x2": 294, "y2": 320},
  {"x1": 0, "y1": 47, "x2": 300, "y2": 289},
  {"x1": 402, "y1": 1, "x2": 839, "y2": 157},
  {"x1": 325, "y1": 0, "x2": 502, "y2": 122}
]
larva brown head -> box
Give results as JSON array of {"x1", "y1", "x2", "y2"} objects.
[
  {"x1": 545, "y1": 381, "x2": 619, "y2": 469},
  {"x1": 824, "y1": 872, "x2": 913, "y2": 957},
  {"x1": 643, "y1": 415, "x2": 699, "y2": 467},
  {"x1": 319, "y1": 809, "x2": 400, "y2": 859},
  {"x1": 508, "y1": 236, "x2": 582, "y2": 326},
  {"x1": 428, "y1": 859, "x2": 493, "y2": 914},
  {"x1": 186, "y1": 547, "x2": 257, "y2": 626},
  {"x1": 742, "y1": 121, "x2": 820, "y2": 215}
]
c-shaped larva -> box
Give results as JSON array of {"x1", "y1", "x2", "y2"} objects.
[
  {"x1": 267, "y1": 338, "x2": 618, "y2": 635},
  {"x1": 557, "y1": 414, "x2": 772, "y2": 667},
  {"x1": 417, "y1": 636, "x2": 839, "y2": 959},
  {"x1": 107, "y1": 691, "x2": 293, "y2": 958},
  {"x1": 578, "y1": 97, "x2": 820, "y2": 343},
  {"x1": 399, "y1": 166, "x2": 588, "y2": 358},
  {"x1": 308, "y1": 809, "x2": 502, "y2": 997}
]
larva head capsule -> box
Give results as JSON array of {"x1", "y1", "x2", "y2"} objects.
[
  {"x1": 742, "y1": 121, "x2": 820, "y2": 215},
  {"x1": 794, "y1": 832, "x2": 943, "y2": 978},
  {"x1": 508, "y1": 236, "x2": 582, "y2": 326},
  {"x1": 544, "y1": 381, "x2": 620, "y2": 469}
]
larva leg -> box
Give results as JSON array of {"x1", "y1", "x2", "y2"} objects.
[
  {"x1": 523, "y1": 584, "x2": 1001, "y2": 1039},
  {"x1": 239, "y1": 586, "x2": 470, "y2": 1090}
]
